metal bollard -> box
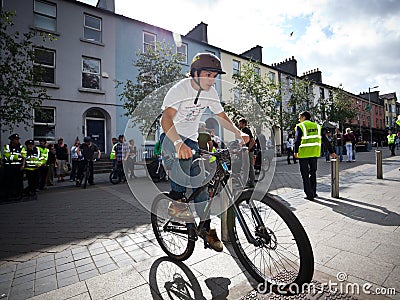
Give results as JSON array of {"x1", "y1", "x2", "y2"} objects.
[
  {"x1": 331, "y1": 158, "x2": 339, "y2": 198},
  {"x1": 220, "y1": 180, "x2": 232, "y2": 242},
  {"x1": 376, "y1": 150, "x2": 383, "y2": 179}
]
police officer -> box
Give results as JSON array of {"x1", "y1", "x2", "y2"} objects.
[
  {"x1": 387, "y1": 129, "x2": 396, "y2": 156},
  {"x1": 2, "y1": 134, "x2": 26, "y2": 199},
  {"x1": 294, "y1": 111, "x2": 336, "y2": 200},
  {"x1": 24, "y1": 140, "x2": 41, "y2": 196},
  {"x1": 37, "y1": 138, "x2": 49, "y2": 190}
]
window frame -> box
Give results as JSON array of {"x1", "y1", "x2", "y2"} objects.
[
  {"x1": 176, "y1": 42, "x2": 188, "y2": 64},
  {"x1": 33, "y1": 107, "x2": 56, "y2": 142},
  {"x1": 83, "y1": 13, "x2": 102, "y2": 42},
  {"x1": 81, "y1": 56, "x2": 101, "y2": 90},
  {"x1": 33, "y1": 47, "x2": 56, "y2": 84},
  {"x1": 232, "y1": 60, "x2": 240, "y2": 75},
  {"x1": 33, "y1": 0, "x2": 57, "y2": 32},
  {"x1": 143, "y1": 31, "x2": 156, "y2": 54}
]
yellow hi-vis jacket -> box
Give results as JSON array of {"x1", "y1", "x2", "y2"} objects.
[
  {"x1": 387, "y1": 134, "x2": 396, "y2": 145},
  {"x1": 296, "y1": 120, "x2": 322, "y2": 158}
]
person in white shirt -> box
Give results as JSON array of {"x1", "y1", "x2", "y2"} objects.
[
  {"x1": 286, "y1": 134, "x2": 297, "y2": 164},
  {"x1": 161, "y1": 53, "x2": 249, "y2": 252}
]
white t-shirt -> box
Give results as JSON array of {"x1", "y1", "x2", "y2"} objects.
[{"x1": 161, "y1": 78, "x2": 224, "y2": 141}]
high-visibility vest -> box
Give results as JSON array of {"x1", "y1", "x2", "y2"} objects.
[
  {"x1": 110, "y1": 143, "x2": 117, "y2": 159},
  {"x1": 38, "y1": 146, "x2": 49, "y2": 166},
  {"x1": 3, "y1": 144, "x2": 26, "y2": 165},
  {"x1": 25, "y1": 147, "x2": 41, "y2": 170},
  {"x1": 387, "y1": 134, "x2": 396, "y2": 144},
  {"x1": 396, "y1": 116, "x2": 400, "y2": 127},
  {"x1": 296, "y1": 120, "x2": 322, "y2": 158}
]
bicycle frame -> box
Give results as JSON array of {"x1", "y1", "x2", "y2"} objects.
[{"x1": 166, "y1": 149, "x2": 266, "y2": 246}]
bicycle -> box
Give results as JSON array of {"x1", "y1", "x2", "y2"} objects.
[
  {"x1": 109, "y1": 165, "x2": 126, "y2": 184},
  {"x1": 79, "y1": 159, "x2": 96, "y2": 189},
  {"x1": 151, "y1": 147, "x2": 314, "y2": 295}
]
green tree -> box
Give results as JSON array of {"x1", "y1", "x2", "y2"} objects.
[
  {"x1": 117, "y1": 41, "x2": 184, "y2": 136},
  {"x1": 0, "y1": 11, "x2": 51, "y2": 134},
  {"x1": 225, "y1": 60, "x2": 281, "y2": 128},
  {"x1": 282, "y1": 78, "x2": 316, "y2": 132},
  {"x1": 329, "y1": 84, "x2": 358, "y2": 130}
]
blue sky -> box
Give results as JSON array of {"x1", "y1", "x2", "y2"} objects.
[{"x1": 79, "y1": 0, "x2": 400, "y2": 99}]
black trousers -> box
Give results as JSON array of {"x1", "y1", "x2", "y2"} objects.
[
  {"x1": 287, "y1": 148, "x2": 297, "y2": 164},
  {"x1": 25, "y1": 169, "x2": 40, "y2": 195},
  {"x1": 389, "y1": 144, "x2": 395, "y2": 156},
  {"x1": 77, "y1": 160, "x2": 94, "y2": 183},
  {"x1": 4, "y1": 164, "x2": 24, "y2": 199},
  {"x1": 38, "y1": 165, "x2": 48, "y2": 189},
  {"x1": 299, "y1": 157, "x2": 317, "y2": 198}
]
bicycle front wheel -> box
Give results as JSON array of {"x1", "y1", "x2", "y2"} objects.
[
  {"x1": 227, "y1": 191, "x2": 314, "y2": 295},
  {"x1": 151, "y1": 193, "x2": 195, "y2": 261},
  {"x1": 109, "y1": 170, "x2": 121, "y2": 184}
]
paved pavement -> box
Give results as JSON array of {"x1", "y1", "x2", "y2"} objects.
[{"x1": 0, "y1": 149, "x2": 399, "y2": 300}]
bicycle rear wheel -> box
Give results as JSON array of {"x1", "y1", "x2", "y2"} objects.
[
  {"x1": 227, "y1": 191, "x2": 314, "y2": 295},
  {"x1": 109, "y1": 170, "x2": 121, "y2": 184},
  {"x1": 151, "y1": 193, "x2": 195, "y2": 261}
]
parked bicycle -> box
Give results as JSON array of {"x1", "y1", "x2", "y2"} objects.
[{"x1": 151, "y1": 147, "x2": 314, "y2": 295}]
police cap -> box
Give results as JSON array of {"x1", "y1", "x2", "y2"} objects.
[
  {"x1": 25, "y1": 139, "x2": 35, "y2": 146},
  {"x1": 9, "y1": 133, "x2": 20, "y2": 140}
]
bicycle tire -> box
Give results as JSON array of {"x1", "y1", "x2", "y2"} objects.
[
  {"x1": 227, "y1": 191, "x2": 314, "y2": 295},
  {"x1": 109, "y1": 170, "x2": 121, "y2": 184},
  {"x1": 151, "y1": 193, "x2": 195, "y2": 261}
]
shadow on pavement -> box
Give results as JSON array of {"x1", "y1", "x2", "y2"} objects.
[
  {"x1": 0, "y1": 182, "x2": 150, "y2": 260},
  {"x1": 149, "y1": 256, "x2": 232, "y2": 300},
  {"x1": 313, "y1": 196, "x2": 400, "y2": 226}
]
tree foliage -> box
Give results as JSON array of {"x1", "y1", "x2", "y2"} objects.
[
  {"x1": 281, "y1": 78, "x2": 317, "y2": 133},
  {"x1": 117, "y1": 41, "x2": 184, "y2": 135},
  {"x1": 225, "y1": 60, "x2": 281, "y2": 129},
  {"x1": 329, "y1": 84, "x2": 358, "y2": 129},
  {"x1": 0, "y1": 11, "x2": 51, "y2": 133}
]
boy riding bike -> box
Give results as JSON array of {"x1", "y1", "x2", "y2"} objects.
[{"x1": 161, "y1": 53, "x2": 249, "y2": 252}]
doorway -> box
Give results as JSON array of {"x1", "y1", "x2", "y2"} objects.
[{"x1": 86, "y1": 118, "x2": 105, "y2": 153}]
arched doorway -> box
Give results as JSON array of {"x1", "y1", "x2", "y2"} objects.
[{"x1": 85, "y1": 108, "x2": 106, "y2": 152}]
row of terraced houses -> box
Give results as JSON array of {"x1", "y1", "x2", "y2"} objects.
[{"x1": 2, "y1": 0, "x2": 399, "y2": 155}]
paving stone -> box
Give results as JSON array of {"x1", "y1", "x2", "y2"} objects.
[
  {"x1": 56, "y1": 268, "x2": 77, "y2": 281},
  {"x1": 15, "y1": 260, "x2": 36, "y2": 271},
  {"x1": 36, "y1": 260, "x2": 55, "y2": 272},
  {"x1": 55, "y1": 262, "x2": 75, "y2": 273},
  {"x1": 36, "y1": 267, "x2": 56, "y2": 279},
  {"x1": 94, "y1": 257, "x2": 115, "y2": 268},
  {"x1": 57, "y1": 275, "x2": 79, "y2": 289},
  {"x1": 72, "y1": 250, "x2": 90, "y2": 261},
  {"x1": 88, "y1": 246, "x2": 106, "y2": 256},
  {"x1": 98, "y1": 263, "x2": 119, "y2": 275},
  {"x1": 8, "y1": 285, "x2": 34, "y2": 300},
  {"x1": 27, "y1": 281, "x2": 87, "y2": 300},
  {"x1": 77, "y1": 269, "x2": 99, "y2": 281},
  {"x1": 76, "y1": 263, "x2": 96, "y2": 274},
  {"x1": 92, "y1": 252, "x2": 110, "y2": 262},
  {"x1": 12, "y1": 272, "x2": 35, "y2": 286},
  {"x1": 73, "y1": 256, "x2": 93, "y2": 268},
  {"x1": 14, "y1": 265, "x2": 35, "y2": 278}
]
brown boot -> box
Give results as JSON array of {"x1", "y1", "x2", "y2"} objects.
[
  {"x1": 168, "y1": 199, "x2": 194, "y2": 222},
  {"x1": 202, "y1": 229, "x2": 223, "y2": 252}
]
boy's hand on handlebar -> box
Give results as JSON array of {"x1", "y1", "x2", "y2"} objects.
[{"x1": 176, "y1": 142, "x2": 193, "y2": 159}]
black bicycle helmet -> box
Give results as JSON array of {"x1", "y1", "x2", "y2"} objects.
[
  {"x1": 84, "y1": 136, "x2": 91, "y2": 143},
  {"x1": 190, "y1": 53, "x2": 226, "y2": 77}
]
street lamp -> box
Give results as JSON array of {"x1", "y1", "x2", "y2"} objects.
[{"x1": 368, "y1": 85, "x2": 379, "y2": 146}]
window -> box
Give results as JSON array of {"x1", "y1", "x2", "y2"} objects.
[
  {"x1": 82, "y1": 57, "x2": 100, "y2": 90},
  {"x1": 176, "y1": 43, "x2": 187, "y2": 64},
  {"x1": 320, "y1": 87, "x2": 325, "y2": 99},
  {"x1": 386, "y1": 116, "x2": 389, "y2": 125},
  {"x1": 232, "y1": 60, "x2": 240, "y2": 75},
  {"x1": 84, "y1": 14, "x2": 102, "y2": 42},
  {"x1": 34, "y1": 48, "x2": 55, "y2": 84},
  {"x1": 33, "y1": 107, "x2": 55, "y2": 142},
  {"x1": 143, "y1": 32, "x2": 156, "y2": 53},
  {"x1": 34, "y1": 0, "x2": 56, "y2": 32},
  {"x1": 268, "y1": 72, "x2": 275, "y2": 83}
]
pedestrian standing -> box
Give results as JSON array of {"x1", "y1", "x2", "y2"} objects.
[
  {"x1": 334, "y1": 128, "x2": 343, "y2": 162},
  {"x1": 70, "y1": 139, "x2": 80, "y2": 182},
  {"x1": 286, "y1": 134, "x2": 297, "y2": 164},
  {"x1": 2, "y1": 134, "x2": 26, "y2": 200},
  {"x1": 24, "y1": 140, "x2": 41, "y2": 196},
  {"x1": 46, "y1": 143, "x2": 56, "y2": 186},
  {"x1": 344, "y1": 128, "x2": 355, "y2": 162},
  {"x1": 238, "y1": 118, "x2": 256, "y2": 188},
  {"x1": 387, "y1": 129, "x2": 396, "y2": 156},
  {"x1": 37, "y1": 138, "x2": 49, "y2": 190},
  {"x1": 294, "y1": 111, "x2": 336, "y2": 200},
  {"x1": 54, "y1": 137, "x2": 68, "y2": 182}
]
